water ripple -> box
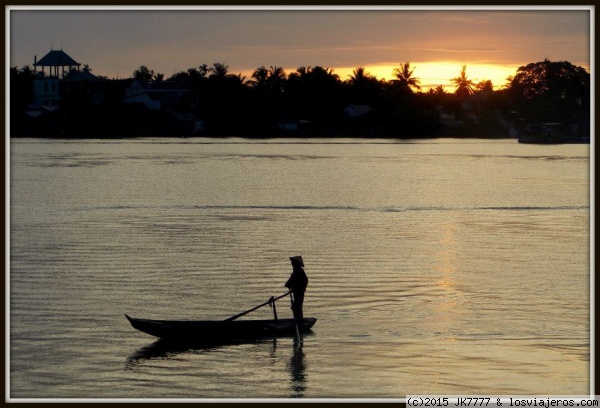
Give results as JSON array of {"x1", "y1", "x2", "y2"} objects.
[{"x1": 73, "y1": 204, "x2": 589, "y2": 213}]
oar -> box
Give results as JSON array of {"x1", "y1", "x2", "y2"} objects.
[{"x1": 224, "y1": 291, "x2": 291, "y2": 322}]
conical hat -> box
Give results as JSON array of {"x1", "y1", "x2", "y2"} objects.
[{"x1": 289, "y1": 256, "x2": 304, "y2": 266}]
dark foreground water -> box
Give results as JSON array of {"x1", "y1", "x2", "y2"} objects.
[{"x1": 8, "y1": 137, "x2": 591, "y2": 399}]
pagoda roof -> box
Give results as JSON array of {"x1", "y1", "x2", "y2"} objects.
[{"x1": 35, "y1": 50, "x2": 80, "y2": 67}]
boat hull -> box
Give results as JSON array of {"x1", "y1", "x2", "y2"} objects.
[{"x1": 125, "y1": 314, "x2": 316, "y2": 342}]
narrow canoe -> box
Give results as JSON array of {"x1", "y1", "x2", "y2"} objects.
[{"x1": 125, "y1": 314, "x2": 316, "y2": 342}]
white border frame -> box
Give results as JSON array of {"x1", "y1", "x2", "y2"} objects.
[{"x1": 5, "y1": 4, "x2": 595, "y2": 403}]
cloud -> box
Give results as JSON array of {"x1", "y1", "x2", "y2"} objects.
[{"x1": 9, "y1": 8, "x2": 591, "y2": 79}]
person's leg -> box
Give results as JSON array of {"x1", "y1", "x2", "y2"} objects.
[{"x1": 294, "y1": 291, "x2": 305, "y2": 321}]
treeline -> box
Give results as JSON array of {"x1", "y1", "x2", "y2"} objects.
[{"x1": 10, "y1": 59, "x2": 590, "y2": 138}]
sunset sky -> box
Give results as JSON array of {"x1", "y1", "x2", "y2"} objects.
[{"x1": 8, "y1": 7, "x2": 592, "y2": 91}]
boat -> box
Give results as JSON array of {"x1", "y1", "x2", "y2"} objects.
[
  {"x1": 127, "y1": 257, "x2": 315, "y2": 344},
  {"x1": 518, "y1": 122, "x2": 590, "y2": 144},
  {"x1": 125, "y1": 314, "x2": 317, "y2": 342}
]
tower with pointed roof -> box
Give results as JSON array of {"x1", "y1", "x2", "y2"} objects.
[
  {"x1": 32, "y1": 49, "x2": 81, "y2": 107},
  {"x1": 34, "y1": 49, "x2": 80, "y2": 78}
]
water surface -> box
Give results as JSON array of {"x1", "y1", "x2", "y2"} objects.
[{"x1": 9, "y1": 137, "x2": 591, "y2": 399}]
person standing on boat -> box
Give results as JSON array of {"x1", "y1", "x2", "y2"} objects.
[{"x1": 285, "y1": 256, "x2": 308, "y2": 322}]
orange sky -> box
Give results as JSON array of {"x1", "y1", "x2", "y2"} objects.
[
  {"x1": 270, "y1": 62, "x2": 519, "y2": 91},
  {"x1": 9, "y1": 7, "x2": 592, "y2": 89}
]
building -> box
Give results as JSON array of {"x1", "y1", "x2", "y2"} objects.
[
  {"x1": 32, "y1": 49, "x2": 81, "y2": 107},
  {"x1": 123, "y1": 80, "x2": 190, "y2": 110},
  {"x1": 61, "y1": 66, "x2": 107, "y2": 106},
  {"x1": 343, "y1": 104, "x2": 372, "y2": 118},
  {"x1": 34, "y1": 49, "x2": 80, "y2": 78}
]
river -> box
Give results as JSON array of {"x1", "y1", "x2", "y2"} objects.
[{"x1": 8, "y1": 137, "x2": 591, "y2": 400}]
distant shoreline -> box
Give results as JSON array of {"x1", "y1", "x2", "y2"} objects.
[{"x1": 9, "y1": 133, "x2": 517, "y2": 140}]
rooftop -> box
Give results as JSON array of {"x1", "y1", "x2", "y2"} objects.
[{"x1": 35, "y1": 50, "x2": 80, "y2": 67}]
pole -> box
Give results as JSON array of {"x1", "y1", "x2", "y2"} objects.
[
  {"x1": 224, "y1": 291, "x2": 291, "y2": 322},
  {"x1": 270, "y1": 296, "x2": 278, "y2": 321}
]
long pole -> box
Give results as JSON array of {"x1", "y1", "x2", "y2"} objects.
[
  {"x1": 224, "y1": 291, "x2": 291, "y2": 322},
  {"x1": 290, "y1": 293, "x2": 302, "y2": 344}
]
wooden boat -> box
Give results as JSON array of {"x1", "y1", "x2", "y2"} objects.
[
  {"x1": 125, "y1": 314, "x2": 317, "y2": 342},
  {"x1": 126, "y1": 283, "x2": 314, "y2": 344}
]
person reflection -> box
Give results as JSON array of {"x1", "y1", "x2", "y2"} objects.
[{"x1": 288, "y1": 344, "x2": 306, "y2": 397}]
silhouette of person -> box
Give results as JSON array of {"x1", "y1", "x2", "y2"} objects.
[{"x1": 285, "y1": 256, "x2": 308, "y2": 322}]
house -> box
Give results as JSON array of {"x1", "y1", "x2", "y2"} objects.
[
  {"x1": 32, "y1": 49, "x2": 81, "y2": 107},
  {"x1": 344, "y1": 104, "x2": 372, "y2": 118},
  {"x1": 277, "y1": 121, "x2": 299, "y2": 132},
  {"x1": 166, "y1": 110, "x2": 204, "y2": 134},
  {"x1": 123, "y1": 80, "x2": 190, "y2": 110},
  {"x1": 32, "y1": 49, "x2": 107, "y2": 107},
  {"x1": 33, "y1": 76, "x2": 61, "y2": 107},
  {"x1": 276, "y1": 119, "x2": 312, "y2": 133},
  {"x1": 61, "y1": 66, "x2": 107, "y2": 105},
  {"x1": 436, "y1": 108, "x2": 464, "y2": 136},
  {"x1": 460, "y1": 92, "x2": 489, "y2": 117}
]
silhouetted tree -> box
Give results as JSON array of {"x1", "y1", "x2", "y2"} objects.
[
  {"x1": 292, "y1": 66, "x2": 312, "y2": 79},
  {"x1": 133, "y1": 65, "x2": 154, "y2": 81},
  {"x1": 426, "y1": 85, "x2": 453, "y2": 108},
  {"x1": 392, "y1": 62, "x2": 421, "y2": 93},
  {"x1": 476, "y1": 80, "x2": 494, "y2": 94},
  {"x1": 267, "y1": 66, "x2": 286, "y2": 93},
  {"x1": 209, "y1": 62, "x2": 229, "y2": 79},
  {"x1": 14, "y1": 53, "x2": 591, "y2": 139},
  {"x1": 249, "y1": 66, "x2": 269, "y2": 89},
  {"x1": 10, "y1": 65, "x2": 36, "y2": 114},
  {"x1": 507, "y1": 59, "x2": 589, "y2": 122},
  {"x1": 348, "y1": 67, "x2": 372, "y2": 86},
  {"x1": 202, "y1": 62, "x2": 250, "y2": 133},
  {"x1": 247, "y1": 65, "x2": 288, "y2": 131},
  {"x1": 430, "y1": 85, "x2": 447, "y2": 96},
  {"x1": 344, "y1": 67, "x2": 385, "y2": 107},
  {"x1": 451, "y1": 65, "x2": 475, "y2": 99},
  {"x1": 282, "y1": 65, "x2": 344, "y2": 128},
  {"x1": 510, "y1": 59, "x2": 588, "y2": 101}
]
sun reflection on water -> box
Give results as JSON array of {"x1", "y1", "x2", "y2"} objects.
[{"x1": 429, "y1": 221, "x2": 465, "y2": 341}]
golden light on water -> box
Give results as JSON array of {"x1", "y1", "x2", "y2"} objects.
[{"x1": 431, "y1": 221, "x2": 463, "y2": 339}]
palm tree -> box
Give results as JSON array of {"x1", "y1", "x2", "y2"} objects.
[
  {"x1": 476, "y1": 80, "x2": 494, "y2": 94},
  {"x1": 433, "y1": 85, "x2": 447, "y2": 96},
  {"x1": 348, "y1": 67, "x2": 373, "y2": 85},
  {"x1": 296, "y1": 66, "x2": 312, "y2": 77},
  {"x1": 451, "y1": 65, "x2": 475, "y2": 99},
  {"x1": 310, "y1": 66, "x2": 339, "y2": 81},
  {"x1": 267, "y1": 65, "x2": 286, "y2": 93},
  {"x1": 392, "y1": 62, "x2": 421, "y2": 93},
  {"x1": 232, "y1": 73, "x2": 247, "y2": 85},
  {"x1": 209, "y1": 62, "x2": 229, "y2": 79},
  {"x1": 287, "y1": 66, "x2": 312, "y2": 85},
  {"x1": 249, "y1": 66, "x2": 269, "y2": 89},
  {"x1": 198, "y1": 64, "x2": 209, "y2": 78},
  {"x1": 268, "y1": 65, "x2": 286, "y2": 80},
  {"x1": 347, "y1": 67, "x2": 383, "y2": 105}
]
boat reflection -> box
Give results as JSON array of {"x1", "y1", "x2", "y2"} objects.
[
  {"x1": 126, "y1": 338, "x2": 242, "y2": 365},
  {"x1": 126, "y1": 335, "x2": 310, "y2": 397}
]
